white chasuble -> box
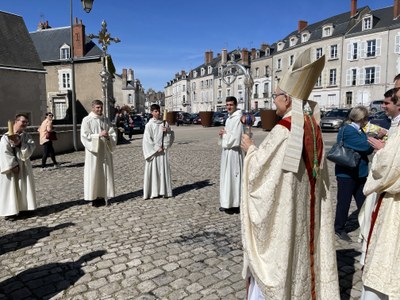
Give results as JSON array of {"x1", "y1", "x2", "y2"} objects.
[
  {"x1": 142, "y1": 119, "x2": 174, "y2": 199},
  {"x1": 241, "y1": 113, "x2": 339, "y2": 299},
  {"x1": 0, "y1": 133, "x2": 37, "y2": 216},
  {"x1": 220, "y1": 109, "x2": 243, "y2": 209},
  {"x1": 362, "y1": 129, "x2": 400, "y2": 298},
  {"x1": 80, "y1": 112, "x2": 116, "y2": 201}
]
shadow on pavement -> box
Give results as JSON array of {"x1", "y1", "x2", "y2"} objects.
[
  {"x1": 108, "y1": 189, "x2": 144, "y2": 205},
  {"x1": 35, "y1": 199, "x2": 87, "y2": 217},
  {"x1": 336, "y1": 248, "x2": 361, "y2": 300},
  {"x1": 173, "y1": 179, "x2": 213, "y2": 196},
  {"x1": 0, "y1": 250, "x2": 106, "y2": 299},
  {"x1": 0, "y1": 223, "x2": 74, "y2": 256}
]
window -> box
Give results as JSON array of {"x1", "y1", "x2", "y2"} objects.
[
  {"x1": 128, "y1": 94, "x2": 133, "y2": 104},
  {"x1": 329, "y1": 69, "x2": 337, "y2": 86},
  {"x1": 263, "y1": 82, "x2": 270, "y2": 98},
  {"x1": 255, "y1": 67, "x2": 259, "y2": 77},
  {"x1": 316, "y1": 48, "x2": 323, "y2": 59},
  {"x1": 277, "y1": 42, "x2": 284, "y2": 51},
  {"x1": 301, "y1": 32, "x2": 309, "y2": 43},
  {"x1": 346, "y1": 68, "x2": 358, "y2": 86},
  {"x1": 58, "y1": 69, "x2": 72, "y2": 90},
  {"x1": 254, "y1": 84, "x2": 259, "y2": 98},
  {"x1": 395, "y1": 33, "x2": 400, "y2": 54},
  {"x1": 277, "y1": 58, "x2": 282, "y2": 70},
  {"x1": 201, "y1": 68, "x2": 205, "y2": 76},
  {"x1": 322, "y1": 25, "x2": 333, "y2": 37},
  {"x1": 290, "y1": 37, "x2": 297, "y2": 47},
  {"x1": 53, "y1": 98, "x2": 67, "y2": 120},
  {"x1": 315, "y1": 75, "x2": 322, "y2": 87},
  {"x1": 265, "y1": 48, "x2": 270, "y2": 56},
  {"x1": 346, "y1": 92, "x2": 353, "y2": 106},
  {"x1": 290, "y1": 55, "x2": 294, "y2": 66},
  {"x1": 352, "y1": 42, "x2": 358, "y2": 59},
  {"x1": 330, "y1": 45, "x2": 338, "y2": 59},
  {"x1": 367, "y1": 40, "x2": 376, "y2": 57},
  {"x1": 218, "y1": 90, "x2": 222, "y2": 100},
  {"x1": 60, "y1": 44, "x2": 70, "y2": 60},
  {"x1": 192, "y1": 82, "x2": 196, "y2": 90},
  {"x1": 218, "y1": 79, "x2": 222, "y2": 87},
  {"x1": 365, "y1": 67, "x2": 375, "y2": 84},
  {"x1": 363, "y1": 16, "x2": 372, "y2": 31},
  {"x1": 328, "y1": 94, "x2": 336, "y2": 106},
  {"x1": 208, "y1": 66, "x2": 212, "y2": 74}
]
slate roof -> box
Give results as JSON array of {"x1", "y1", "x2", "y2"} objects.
[
  {"x1": 0, "y1": 11, "x2": 44, "y2": 71},
  {"x1": 30, "y1": 26, "x2": 102, "y2": 63}
]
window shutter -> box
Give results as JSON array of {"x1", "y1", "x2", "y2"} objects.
[
  {"x1": 359, "y1": 68, "x2": 365, "y2": 85},
  {"x1": 376, "y1": 39, "x2": 381, "y2": 56},
  {"x1": 396, "y1": 34, "x2": 400, "y2": 53},
  {"x1": 347, "y1": 43, "x2": 352, "y2": 60},
  {"x1": 360, "y1": 41, "x2": 366, "y2": 58},
  {"x1": 375, "y1": 66, "x2": 381, "y2": 83},
  {"x1": 346, "y1": 69, "x2": 351, "y2": 86}
]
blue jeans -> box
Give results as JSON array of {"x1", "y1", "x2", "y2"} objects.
[{"x1": 334, "y1": 176, "x2": 366, "y2": 233}]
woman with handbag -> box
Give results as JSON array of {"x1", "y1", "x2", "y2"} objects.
[
  {"x1": 334, "y1": 106, "x2": 374, "y2": 241},
  {"x1": 38, "y1": 112, "x2": 59, "y2": 170}
]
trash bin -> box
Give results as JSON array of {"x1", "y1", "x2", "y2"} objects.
[
  {"x1": 199, "y1": 111, "x2": 214, "y2": 127},
  {"x1": 260, "y1": 109, "x2": 279, "y2": 131},
  {"x1": 166, "y1": 111, "x2": 178, "y2": 125}
]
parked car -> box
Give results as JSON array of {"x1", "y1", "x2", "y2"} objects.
[
  {"x1": 368, "y1": 110, "x2": 390, "y2": 130},
  {"x1": 213, "y1": 112, "x2": 228, "y2": 126},
  {"x1": 192, "y1": 115, "x2": 202, "y2": 124},
  {"x1": 125, "y1": 115, "x2": 145, "y2": 135},
  {"x1": 320, "y1": 108, "x2": 351, "y2": 131},
  {"x1": 369, "y1": 100, "x2": 384, "y2": 113},
  {"x1": 252, "y1": 112, "x2": 262, "y2": 127},
  {"x1": 176, "y1": 112, "x2": 192, "y2": 125}
]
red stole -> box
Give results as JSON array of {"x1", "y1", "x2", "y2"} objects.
[{"x1": 277, "y1": 116, "x2": 323, "y2": 300}]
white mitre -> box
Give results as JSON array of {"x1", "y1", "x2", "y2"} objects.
[{"x1": 278, "y1": 48, "x2": 325, "y2": 173}]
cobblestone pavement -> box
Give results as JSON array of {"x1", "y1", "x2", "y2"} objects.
[{"x1": 0, "y1": 126, "x2": 363, "y2": 299}]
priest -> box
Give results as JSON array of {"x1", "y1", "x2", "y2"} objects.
[
  {"x1": 81, "y1": 100, "x2": 117, "y2": 207},
  {"x1": 240, "y1": 49, "x2": 339, "y2": 299},
  {"x1": 0, "y1": 114, "x2": 37, "y2": 219}
]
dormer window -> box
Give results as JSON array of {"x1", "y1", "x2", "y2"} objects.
[
  {"x1": 301, "y1": 32, "x2": 310, "y2": 43},
  {"x1": 256, "y1": 51, "x2": 260, "y2": 59},
  {"x1": 363, "y1": 15, "x2": 373, "y2": 31},
  {"x1": 322, "y1": 24, "x2": 333, "y2": 37},
  {"x1": 277, "y1": 42, "x2": 285, "y2": 51},
  {"x1": 193, "y1": 71, "x2": 197, "y2": 78},
  {"x1": 289, "y1": 36, "x2": 297, "y2": 47},
  {"x1": 265, "y1": 48, "x2": 270, "y2": 56},
  {"x1": 208, "y1": 66, "x2": 212, "y2": 74},
  {"x1": 60, "y1": 44, "x2": 71, "y2": 60},
  {"x1": 201, "y1": 68, "x2": 205, "y2": 76}
]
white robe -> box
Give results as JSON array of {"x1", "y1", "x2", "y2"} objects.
[
  {"x1": 362, "y1": 128, "x2": 400, "y2": 298},
  {"x1": 142, "y1": 118, "x2": 174, "y2": 199},
  {"x1": 241, "y1": 113, "x2": 340, "y2": 300},
  {"x1": 80, "y1": 112, "x2": 116, "y2": 201},
  {"x1": 220, "y1": 109, "x2": 243, "y2": 209},
  {"x1": 0, "y1": 132, "x2": 37, "y2": 216}
]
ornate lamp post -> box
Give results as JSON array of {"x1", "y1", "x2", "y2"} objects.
[
  {"x1": 222, "y1": 61, "x2": 254, "y2": 135},
  {"x1": 89, "y1": 20, "x2": 120, "y2": 121},
  {"x1": 70, "y1": 0, "x2": 94, "y2": 151}
]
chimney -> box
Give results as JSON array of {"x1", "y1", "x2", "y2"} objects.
[
  {"x1": 351, "y1": 0, "x2": 357, "y2": 17},
  {"x1": 221, "y1": 48, "x2": 227, "y2": 65},
  {"x1": 251, "y1": 48, "x2": 256, "y2": 60},
  {"x1": 73, "y1": 17, "x2": 85, "y2": 57},
  {"x1": 298, "y1": 20, "x2": 308, "y2": 32},
  {"x1": 181, "y1": 70, "x2": 186, "y2": 77},
  {"x1": 242, "y1": 48, "x2": 249, "y2": 66},
  {"x1": 209, "y1": 50, "x2": 213, "y2": 63},
  {"x1": 395, "y1": 0, "x2": 400, "y2": 19},
  {"x1": 205, "y1": 51, "x2": 209, "y2": 65},
  {"x1": 127, "y1": 68, "x2": 134, "y2": 82},
  {"x1": 122, "y1": 68, "x2": 127, "y2": 87}
]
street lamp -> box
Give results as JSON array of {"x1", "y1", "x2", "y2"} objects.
[
  {"x1": 89, "y1": 20, "x2": 120, "y2": 122},
  {"x1": 70, "y1": 0, "x2": 94, "y2": 151}
]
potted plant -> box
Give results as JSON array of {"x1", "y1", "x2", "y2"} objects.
[{"x1": 199, "y1": 103, "x2": 214, "y2": 127}]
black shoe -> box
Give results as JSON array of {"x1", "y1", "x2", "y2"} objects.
[
  {"x1": 335, "y1": 231, "x2": 352, "y2": 242},
  {"x1": 219, "y1": 207, "x2": 225, "y2": 212},
  {"x1": 92, "y1": 198, "x2": 106, "y2": 207}
]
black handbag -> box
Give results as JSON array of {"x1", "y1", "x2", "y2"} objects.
[{"x1": 327, "y1": 126, "x2": 361, "y2": 168}]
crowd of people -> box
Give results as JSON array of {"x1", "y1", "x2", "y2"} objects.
[{"x1": 0, "y1": 47, "x2": 399, "y2": 299}]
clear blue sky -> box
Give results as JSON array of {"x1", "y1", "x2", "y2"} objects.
[{"x1": 1, "y1": 0, "x2": 393, "y2": 91}]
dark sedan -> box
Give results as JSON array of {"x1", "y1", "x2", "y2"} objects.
[{"x1": 368, "y1": 111, "x2": 390, "y2": 130}]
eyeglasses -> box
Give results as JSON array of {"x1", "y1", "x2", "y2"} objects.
[{"x1": 271, "y1": 93, "x2": 286, "y2": 100}]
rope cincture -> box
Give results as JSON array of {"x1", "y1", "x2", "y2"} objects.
[{"x1": 306, "y1": 111, "x2": 319, "y2": 179}]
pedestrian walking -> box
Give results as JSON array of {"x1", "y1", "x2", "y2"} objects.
[{"x1": 38, "y1": 112, "x2": 60, "y2": 170}]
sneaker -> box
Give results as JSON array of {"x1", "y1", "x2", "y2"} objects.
[{"x1": 335, "y1": 231, "x2": 352, "y2": 242}]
